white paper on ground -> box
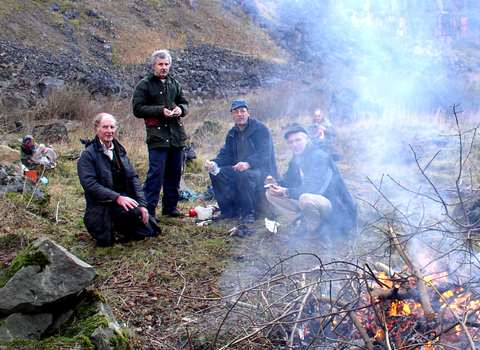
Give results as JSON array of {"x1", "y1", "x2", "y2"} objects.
[{"x1": 265, "y1": 218, "x2": 278, "y2": 233}]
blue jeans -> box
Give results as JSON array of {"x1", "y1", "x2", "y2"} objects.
[{"x1": 144, "y1": 147, "x2": 183, "y2": 216}]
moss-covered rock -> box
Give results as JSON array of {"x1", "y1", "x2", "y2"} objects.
[
  {"x1": 0, "y1": 237, "x2": 97, "y2": 315},
  {"x1": 61, "y1": 290, "x2": 133, "y2": 350},
  {"x1": 0, "y1": 242, "x2": 49, "y2": 288}
]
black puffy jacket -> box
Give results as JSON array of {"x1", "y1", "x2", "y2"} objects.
[{"x1": 77, "y1": 136, "x2": 146, "y2": 245}]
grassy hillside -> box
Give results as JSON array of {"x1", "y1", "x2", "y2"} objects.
[{"x1": 0, "y1": 0, "x2": 284, "y2": 66}]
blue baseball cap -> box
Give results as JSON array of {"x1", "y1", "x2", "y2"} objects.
[{"x1": 231, "y1": 99, "x2": 249, "y2": 111}]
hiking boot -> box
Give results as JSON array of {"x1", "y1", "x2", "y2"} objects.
[
  {"x1": 149, "y1": 218, "x2": 162, "y2": 235},
  {"x1": 162, "y1": 208, "x2": 185, "y2": 217},
  {"x1": 212, "y1": 210, "x2": 238, "y2": 222},
  {"x1": 241, "y1": 214, "x2": 255, "y2": 225},
  {"x1": 296, "y1": 222, "x2": 309, "y2": 236},
  {"x1": 285, "y1": 216, "x2": 305, "y2": 234}
]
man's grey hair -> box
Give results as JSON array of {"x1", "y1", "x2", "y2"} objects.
[
  {"x1": 94, "y1": 113, "x2": 117, "y2": 127},
  {"x1": 151, "y1": 50, "x2": 172, "y2": 65}
]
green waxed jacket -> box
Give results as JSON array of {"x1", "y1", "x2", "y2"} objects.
[{"x1": 132, "y1": 73, "x2": 189, "y2": 149}]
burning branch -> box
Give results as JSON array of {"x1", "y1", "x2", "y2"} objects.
[
  {"x1": 385, "y1": 225, "x2": 435, "y2": 321},
  {"x1": 318, "y1": 294, "x2": 375, "y2": 350},
  {"x1": 288, "y1": 285, "x2": 314, "y2": 348}
]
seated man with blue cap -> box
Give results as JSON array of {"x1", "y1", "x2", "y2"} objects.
[{"x1": 204, "y1": 99, "x2": 279, "y2": 226}]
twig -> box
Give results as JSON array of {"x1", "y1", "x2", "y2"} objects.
[
  {"x1": 55, "y1": 201, "x2": 61, "y2": 223},
  {"x1": 318, "y1": 294, "x2": 375, "y2": 350},
  {"x1": 174, "y1": 262, "x2": 187, "y2": 306},
  {"x1": 288, "y1": 285, "x2": 314, "y2": 347}
]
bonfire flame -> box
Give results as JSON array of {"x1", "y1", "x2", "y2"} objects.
[{"x1": 358, "y1": 266, "x2": 480, "y2": 349}]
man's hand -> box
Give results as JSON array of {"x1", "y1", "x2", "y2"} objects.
[
  {"x1": 268, "y1": 185, "x2": 286, "y2": 197},
  {"x1": 116, "y1": 195, "x2": 139, "y2": 211},
  {"x1": 263, "y1": 175, "x2": 278, "y2": 188},
  {"x1": 204, "y1": 160, "x2": 216, "y2": 172},
  {"x1": 164, "y1": 107, "x2": 182, "y2": 117},
  {"x1": 171, "y1": 106, "x2": 182, "y2": 116},
  {"x1": 139, "y1": 206, "x2": 149, "y2": 224},
  {"x1": 232, "y1": 162, "x2": 250, "y2": 172}
]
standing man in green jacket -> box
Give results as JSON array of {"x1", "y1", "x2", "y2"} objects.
[{"x1": 132, "y1": 49, "x2": 189, "y2": 220}]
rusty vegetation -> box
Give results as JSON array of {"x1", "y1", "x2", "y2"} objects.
[{"x1": 3, "y1": 102, "x2": 480, "y2": 349}]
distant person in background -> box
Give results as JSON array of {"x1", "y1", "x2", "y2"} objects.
[
  {"x1": 265, "y1": 126, "x2": 356, "y2": 237},
  {"x1": 204, "y1": 99, "x2": 279, "y2": 225},
  {"x1": 78, "y1": 113, "x2": 160, "y2": 247},
  {"x1": 132, "y1": 49, "x2": 189, "y2": 221},
  {"x1": 307, "y1": 109, "x2": 337, "y2": 154}
]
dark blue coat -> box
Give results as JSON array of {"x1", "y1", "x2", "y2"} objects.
[
  {"x1": 212, "y1": 117, "x2": 279, "y2": 180},
  {"x1": 77, "y1": 136, "x2": 146, "y2": 244}
]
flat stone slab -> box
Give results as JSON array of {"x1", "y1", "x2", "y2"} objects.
[
  {"x1": 0, "y1": 237, "x2": 98, "y2": 315},
  {"x1": 0, "y1": 313, "x2": 52, "y2": 341}
]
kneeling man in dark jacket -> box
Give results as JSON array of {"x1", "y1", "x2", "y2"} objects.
[
  {"x1": 265, "y1": 126, "x2": 357, "y2": 236},
  {"x1": 78, "y1": 113, "x2": 160, "y2": 247}
]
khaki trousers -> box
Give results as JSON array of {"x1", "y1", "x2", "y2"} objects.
[{"x1": 266, "y1": 192, "x2": 332, "y2": 231}]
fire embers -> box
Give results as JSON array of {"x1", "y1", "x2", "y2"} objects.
[
  {"x1": 360, "y1": 269, "x2": 480, "y2": 349},
  {"x1": 210, "y1": 254, "x2": 480, "y2": 349}
]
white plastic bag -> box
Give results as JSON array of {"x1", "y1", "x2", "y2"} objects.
[
  {"x1": 265, "y1": 218, "x2": 279, "y2": 233},
  {"x1": 32, "y1": 144, "x2": 57, "y2": 169},
  {"x1": 195, "y1": 206, "x2": 214, "y2": 220}
]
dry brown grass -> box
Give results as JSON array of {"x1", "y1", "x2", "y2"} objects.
[{"x1": 32, "y1": 85, "x2": 94, "y2": 122}]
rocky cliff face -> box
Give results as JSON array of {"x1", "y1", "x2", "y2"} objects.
[{"x1": 0, "y1": 39, "x2": 292, "y2": 119}]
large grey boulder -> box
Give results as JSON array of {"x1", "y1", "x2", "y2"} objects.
[
  {"x1": 32, "y1": 122, "x2": 69, "y2": 143},
  {"x1": 0, "y1": 313, "x2": 52, "y2": 341},
  {"x1": 0, "y1": 237, "x2": 98, "y2": 315}
]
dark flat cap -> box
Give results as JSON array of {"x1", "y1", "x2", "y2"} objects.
[{"x1": 284, "y1": 125, "x2": 308, "y2": 139}]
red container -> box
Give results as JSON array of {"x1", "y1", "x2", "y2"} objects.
[
  {"x1": 25, "y1": 170, "x2": 37, "y2": 183},
  {"x1": 189, "y1": 209, "x2": 197, "y2": 217}
]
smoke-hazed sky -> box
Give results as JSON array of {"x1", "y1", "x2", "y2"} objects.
[{"x1": 249, "y1": 0, "x2": 480, "y2": 118}]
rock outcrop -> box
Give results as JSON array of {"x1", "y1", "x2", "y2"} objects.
[
  {"x1": 0, "y1": 236, "x2": 97, "y2": 315},
  {"x1": 0, "y1": 237, "x2": 130, "y2": 350},
  {"x1": 0, "y1": 39, "x2": 289, "y2": 116}
]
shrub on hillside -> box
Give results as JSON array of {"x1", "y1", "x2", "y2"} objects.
[{"x1": 33, "y1": 85, "x2": 94, "y2": 121}]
